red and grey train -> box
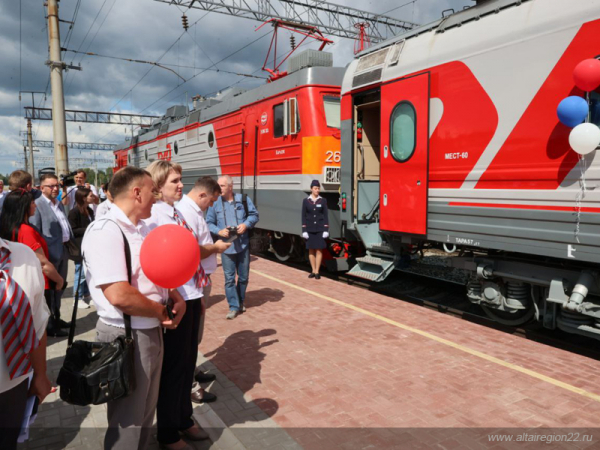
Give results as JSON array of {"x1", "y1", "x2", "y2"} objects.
[{"x1": 116, "y1": 0, "x2": 600, "y2": 340}]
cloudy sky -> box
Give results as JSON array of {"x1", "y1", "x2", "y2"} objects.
[{"x1": 0, "y1": 0, "x2": 472, "y2": 176}]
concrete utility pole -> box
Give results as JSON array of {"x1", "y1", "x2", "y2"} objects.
[
  {"x1": 27, "y1": 119, "x2": 35, "y2": 184},
  {"x1": 47, "y1": 0, "x2": 69, "y2": 177},
  {"x1": 23, "y1": 146, "x2": 29, "y2": 174}
]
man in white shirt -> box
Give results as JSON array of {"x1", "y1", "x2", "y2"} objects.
[
  {"x1": 30, "y1": 174, "x2": 73, "y2": 337},
  {"x1": 82, "y1": 166, "x2": 186, "y2": 450},
  {"x1": 0, "y1": 239, "x2": 51, "y2": 450},
  {"x1": 62, "y1": 170, "x2": 99, "y2": 213},
  {"x1": 177, "y1": 177, "x2": 222, "y2": 404}
]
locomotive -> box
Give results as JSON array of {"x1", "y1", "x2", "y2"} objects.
[
  {"x1": 340, "y1": 0, "x2": 600, "y2": 339},
  {"x1": 115, "y1": 0, "x2": 600, "y2": 341},
  {"x1": 114, "y1": 49, "x2": 345, "y2": 260}
]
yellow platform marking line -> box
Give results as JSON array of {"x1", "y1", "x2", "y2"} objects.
[{"x1": 251, "y1": 268, "x2": 600, "y2": 404}]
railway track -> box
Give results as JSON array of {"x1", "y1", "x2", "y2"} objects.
[{"x1": 258, "y1": 250, "x2": 600, "y2": 361}]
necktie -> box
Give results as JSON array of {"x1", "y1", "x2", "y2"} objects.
[
  {"x1": 0, "y1": 247, "x2": 39, "y2": 380},
  {"x1": 173, "y1": 210, "x2": 210, "y2": 288}
]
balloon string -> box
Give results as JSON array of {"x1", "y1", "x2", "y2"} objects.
[{"x1": 575, "y1": 154, "x2": 587, "y2": 243}]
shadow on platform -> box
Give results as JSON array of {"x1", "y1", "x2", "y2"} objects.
[{"x1": 206, "y1": 288, "x2": 285, "y2": 312}]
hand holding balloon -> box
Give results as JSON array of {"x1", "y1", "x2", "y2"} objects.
[{"x1": 140, "y1": 224, "x2": 200, "y2": 289}]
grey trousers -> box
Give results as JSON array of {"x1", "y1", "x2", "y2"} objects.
[
  {"x1": 96, "y1": 320, "x2": 163, "y2": 450},
  {"x1": 198, "y1": 280, "x2": 210, "y2": 345}
]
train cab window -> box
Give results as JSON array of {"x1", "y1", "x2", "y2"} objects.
[
  {"x1": 390, "y1": 101, "x2": 416, "y2": 162},
  {"x1": 274, "y1": 98, "x2": 300, "y2": 138},
  {"x1": 323, "y1": 96, "x2": 341, "y2": 129},
  {"x1": 274, "y1": 104, "x2": 284, "y2": 138}
]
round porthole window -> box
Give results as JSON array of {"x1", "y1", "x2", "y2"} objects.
[
  {"x1": 174, "y1": 141, "x2": 179, "y2": 155},
  {"x1": 145, "y1": 150, "x2": 148, "y2": 161},
  {"x1": 208, "y1": 131, "x2": 215, "y2": 148}
]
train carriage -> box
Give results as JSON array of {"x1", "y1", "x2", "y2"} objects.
[
  {"x1": 115, "y1": 51, "x2": 345, "y2": 258},
  {"x1": 340, "y1": 0, "x2": 600, "y2": 339}
]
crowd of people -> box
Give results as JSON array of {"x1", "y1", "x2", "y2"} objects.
[
  {"x1": 0, "y1": 160, "x2": 334, "y2": 450},
  {"x1": 0, "y1": 164, "x2": 268, "y2": 450}
]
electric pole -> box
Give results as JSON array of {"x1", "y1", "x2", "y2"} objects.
[
  {"x1": 23, "y1": 146, "x2": 29, "y2": 174},
  {"x1": 47, "y1": 0, "x2": 69, "y2": 177},
  {"x1": 27, "y1": 119, "x2": 35, "y2": 184}
]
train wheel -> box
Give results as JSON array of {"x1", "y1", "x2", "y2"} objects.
[
  {"x1": 272, "y1": 232, "x2": 296, "y2": 262},
  {"x1": 481, "y1": 304, "x2": 535, "y2": 326}
]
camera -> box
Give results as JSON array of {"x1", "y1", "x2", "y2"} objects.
[
  {"x1": 227, "y1": 226, "x2": 238, "y2": 236},
  {"x1": 60, "y1": 171, "x2": 78, "y2": 187}
]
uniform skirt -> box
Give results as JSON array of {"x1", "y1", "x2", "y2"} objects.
[{"x1": 306, "y1": 231, "x2": 326, "y2": 250}]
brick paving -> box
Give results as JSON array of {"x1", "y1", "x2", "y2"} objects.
[
  {"x1": 15, "y1": 255, "x2": 600, "y2": 449},
  {"x1": 197, "y1": 255, "x2": 600, "y2": 448}
]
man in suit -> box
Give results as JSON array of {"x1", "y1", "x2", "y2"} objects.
[{"x1": 30, "y1": 174, "x2": 73, "y2": 337}]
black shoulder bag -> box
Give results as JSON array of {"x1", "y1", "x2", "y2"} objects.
[{"x1": 57, "y1": 223, "x2": 136, "y2": 406}]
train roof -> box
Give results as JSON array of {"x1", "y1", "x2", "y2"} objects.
[{"x1": 356, "y1": 0, "x2": 530, "y2": 59}]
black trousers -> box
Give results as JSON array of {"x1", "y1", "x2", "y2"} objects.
[
  {"x1": 156, "y1": 298, "x2": 202, "y2": 444},
  {"x1": 0, "y1": 378, "x2": 29, "y2": 450}
]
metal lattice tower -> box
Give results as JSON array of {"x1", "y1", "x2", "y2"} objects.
[
  {"x1": 22, "y1": 140, "x2": 117, "y2": 151},
  {"x1": 154, "y1": 0, "x2": 419, "y2": 43},
  {"x1": 25, "y1": 107, "x2": 159, "y2": 126}
]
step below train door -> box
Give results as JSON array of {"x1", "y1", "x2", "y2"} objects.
[{"x1": 380, "y1": 72, "x2": 429, "y2": 235}]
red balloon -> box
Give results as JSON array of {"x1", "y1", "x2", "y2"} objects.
[
  {"x1": 140, "y1": 224, "x2": 200, "y2": 289},
  {"x1": 573, "y1": 59, "x2": 600, "y2": 92}
]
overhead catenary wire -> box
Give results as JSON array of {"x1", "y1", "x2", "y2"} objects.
[
  {"x1": 62, "y1": 49, "x2": 267, "y2": 80},
  {"x1": 140, "y1": 30, "x2": 272, "y2": 114}
]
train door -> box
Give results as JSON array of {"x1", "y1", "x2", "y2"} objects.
[
  {"x1": 243, "y1": 114, "x2": 258, "y2": 203},
  {"x1": 380, "y1": 72, "x2": 430, "y2": 235}
]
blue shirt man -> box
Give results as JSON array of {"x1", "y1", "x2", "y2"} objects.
[{"x1": 206, "y1": 175, "x2": 259, "y2": 319}]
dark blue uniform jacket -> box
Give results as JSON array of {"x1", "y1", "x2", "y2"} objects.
[{"x1": 301, "y1": 196, "x2": 329, "y2": 233}]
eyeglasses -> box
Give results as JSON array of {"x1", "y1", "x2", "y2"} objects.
[{"x1": 42, "y1": 184, "x2": 60, "y2": 190}]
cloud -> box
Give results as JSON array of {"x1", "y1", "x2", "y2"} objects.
[{"x1": 0, "y1": 0, "x2": 472, "y2": 175}]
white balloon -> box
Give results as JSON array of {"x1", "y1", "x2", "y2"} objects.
[{"x1": 569, "y1": 123, "x2": 600, "y2": 155}]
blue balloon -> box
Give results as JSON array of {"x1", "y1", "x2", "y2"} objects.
[{"x1": 557, "y1": 96, "x2": 589, "y2": 128}]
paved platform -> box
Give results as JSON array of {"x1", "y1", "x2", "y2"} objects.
[{"x1": 17, "y1": 255, "x2": 600, "y2": 449}]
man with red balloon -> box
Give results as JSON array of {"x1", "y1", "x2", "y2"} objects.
[
  {"x1": 144, "y1": 161, "x2": 230, "y2": 450},
  {"x1": 81, "y1": 166, "x2": 186, "y2": 450}
]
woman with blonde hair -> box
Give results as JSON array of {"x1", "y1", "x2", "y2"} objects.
[{"x1": 146, "y1": 160, "x2": 230, "y2": 449}]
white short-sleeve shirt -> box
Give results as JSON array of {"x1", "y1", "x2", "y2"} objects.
[
  {"x1": 146, "y1": 201, "x2": 203, "y2": 301},
  {"x1": 177, "y1": 195, "x2": 217, "y2": 274},
  {"x1": 0, "y1": 240, "x2": 50, "y2": 394},
  {"x1": 82, "y1": 204, "x2": 168, "y2": 329}
]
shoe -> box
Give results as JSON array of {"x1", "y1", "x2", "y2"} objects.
[
  {"x1": 47, "y1": 328, "x2": 68, "y2": 338},
  {"x1": 57, "y1": 319, "x2": 71, "y2": 329},
  {"x1": 315, "y1": 273, "x2": 321, "y2": 280},
  {"x1": 308, "y1": 273, "x2": 316, "y2": 279},
  {"x1": 226, "y1": 310, "x2": 239, "y2": 320},
  {"x1": 241, "y1": 305, "x2": 247, "y2": 313},
  {"x1": 180, "y1": 424, "x2": 209, "y2": 441},
  {"x1": 77, "y1": 300, "x2": 90, "y2": 309},
  {"x1": 195, "y1": 371, "x2": 216, "y2": 383},
  {"x1": 191, "y1": 382, "x2": 218, "y2": 404}
]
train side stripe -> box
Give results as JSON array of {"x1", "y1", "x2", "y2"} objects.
[
  {"x1": 449, "y1": 202, "x2": 600, "y2": 213},
  {"x1": 250, "y1": 266, "x2": 600, "y2": 404}
]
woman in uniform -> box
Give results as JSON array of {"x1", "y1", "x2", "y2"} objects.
[{"x1": 301, "y1": 180, "x2": 329, "y2": 279}]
